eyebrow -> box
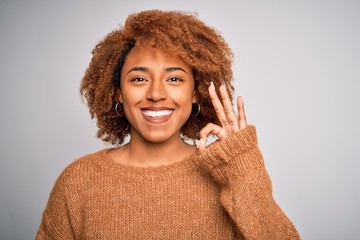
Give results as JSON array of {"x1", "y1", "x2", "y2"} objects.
[
  {"x1": 165, "y1": 67, "x2": 187, "y2": 73},
  {"x1": 126, "y1": 66, "x2": 187, "y2": 75}
]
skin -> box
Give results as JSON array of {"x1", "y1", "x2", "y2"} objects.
[
  {"x1": 109, "y1": 46, "x2": 247, "y2": 167},
  {"x1": 109, "y1": 46, "x2": 197, "y2": 167},
  {"x1": 196, "y1": 83, "x2": 247, "y2": 153}
]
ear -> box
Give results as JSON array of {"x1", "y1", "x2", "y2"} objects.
[
  {"x1": 192, "y1": 90, "x2": 198, "y2": 104},
  {"x1": 118, "y1": 90, "x2": 123, "y2": 103}
]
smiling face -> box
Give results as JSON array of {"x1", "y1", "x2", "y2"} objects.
[{"x1": 119, "y1": 46, "x2": 197, "y2": 144}]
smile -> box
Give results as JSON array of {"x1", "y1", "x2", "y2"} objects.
[{"x1": 142, "y1": 110, "x2": 173, "y2": 118}]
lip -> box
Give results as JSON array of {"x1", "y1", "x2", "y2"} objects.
[{"x1": 140, "y1": 107, "x2": 174, "y2": 123}]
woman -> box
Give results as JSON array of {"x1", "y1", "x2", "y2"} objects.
[{"x1": 37, "y1": 10, "x2": 300, "y2": 239}]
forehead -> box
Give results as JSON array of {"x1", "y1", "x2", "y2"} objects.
[{"x1": 121, "y1": 46, "x2": 191, "y2": 71}]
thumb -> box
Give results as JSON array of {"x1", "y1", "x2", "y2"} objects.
[{"x1": 195, "y1": 138, "x2": 206, "y2": 154}]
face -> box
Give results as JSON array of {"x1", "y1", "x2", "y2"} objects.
[{"x1": 119, "y1": 46, "x2": 197, "y2": 144}]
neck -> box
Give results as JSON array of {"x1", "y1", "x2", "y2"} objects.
[{"x1": 118, "y1": 132, "x2": 195, "y2": 167}]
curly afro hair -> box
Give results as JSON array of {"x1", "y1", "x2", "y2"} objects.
[{"x1": 80, "y1": 10, "x2": 234, "y2": 145}]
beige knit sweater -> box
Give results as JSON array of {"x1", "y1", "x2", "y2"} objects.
[{"x1": 36, "y1": 126, "x2": 300, "y2": 239}]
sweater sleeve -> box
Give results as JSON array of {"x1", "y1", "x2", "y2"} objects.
[
  {"x1": 36, "y1": 173, "x2": 76, "y2": 239},
  {"x1": 197, "y1": 125, "x2": 300, "y2": 240}
]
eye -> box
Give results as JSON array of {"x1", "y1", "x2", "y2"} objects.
[
  {"x1": 131, "y1": 77, "x2": 147, "y2": 82},
  {"x1": 167, "y1": 77, "x2": 183, "y2": 82}
]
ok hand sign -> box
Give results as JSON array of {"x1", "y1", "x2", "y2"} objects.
[{"x1": 196, "y1": 81, "x2": 247, "y2": 153}]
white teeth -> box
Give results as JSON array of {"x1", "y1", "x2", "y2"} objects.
[{"x1": 142, "y1": 110, "x2": 173, "y2": 117}]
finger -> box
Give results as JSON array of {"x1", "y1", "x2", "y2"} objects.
[
  {"x1": 209, "y1": 82, "x2": 229, "y2": 127},
  {"x1": 195, "y1": 139, "x2": 206, "y2": 154},
  {"x1": 237, "y1": 96, "x2": 247, "y2": 130},
  {"x1": 198, "y1": 123, "x2": 226, "y2": 143},
  {"x1": 219, "y1": 83, "x2": 240, "y2": 132}
]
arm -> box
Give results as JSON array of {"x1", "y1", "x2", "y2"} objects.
[
  {"x1": 36, "y1": 173, "x2": 76, "y2": 240},
  {"x1": 198, "y1": 126, "x2": 300, "y2": 239},
  {"x1": 195, "y1": 82, "x2": 300, "y2": 239}
]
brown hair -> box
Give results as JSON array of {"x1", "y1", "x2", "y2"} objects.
[{"x1": 80, "y1": 10, "x2": 234, "y2": 145}]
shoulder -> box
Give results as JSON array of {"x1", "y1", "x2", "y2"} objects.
[{"x1": 55, "y1": 148, "x2": 114, "y2": 189}]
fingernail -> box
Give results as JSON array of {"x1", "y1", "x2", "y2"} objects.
[
  {"x1": 200, "y1": 138, "x2": 205, "y2": 146},
  {"x1": 221, "y1": 80, "x2": 225, "y2": 86},
  {"x1": 195, "y1": 140, "x2": 200, "y2": 148},
  {"x1": 210, "y1": 81, "x2": 215, "y2": 89}
]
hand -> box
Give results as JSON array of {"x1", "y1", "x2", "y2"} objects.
[{"x1": 196, "y1": 81, "x2": 247, "y2": 153}]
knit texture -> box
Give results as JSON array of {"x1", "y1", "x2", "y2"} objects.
[{"x1": 36, "y1": 126, "x2": 300, "y2": 239}]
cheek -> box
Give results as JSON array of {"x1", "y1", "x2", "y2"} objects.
[
  {"x1": 174, "y1": 88, "x2": 195, "y2": 110},
  {"x1": 120, "y1": 90, "x2": 142, "y2": 118},
  {"x1": 121, "y1": 86, "x2": 143, "y2": 104}
]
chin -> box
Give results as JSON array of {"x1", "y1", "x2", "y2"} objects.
[
  {"x1": 130, "y1": 124, "x2": 183, "y2": 144},
  {"x1": 142, "y1": 134, "x2": 175, "y2": 144},
  {"x1": 138, "y1": 128, "x2": 180, "y2": 144}
]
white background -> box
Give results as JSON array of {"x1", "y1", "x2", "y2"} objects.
[{"x1": 1, "y1": 1, "x2": 359, "y2": 239}]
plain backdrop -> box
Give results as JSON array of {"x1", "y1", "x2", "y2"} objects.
[{"x1": 1, "y1": 0, "x2": 359, "y2": 239}]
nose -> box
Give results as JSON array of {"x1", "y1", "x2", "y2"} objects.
[{"x1": 146, "y1": 80, "x2": 167, "y2": 102}]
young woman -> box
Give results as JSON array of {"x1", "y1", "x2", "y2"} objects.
[{"x1": 37, "y1": 10, "x2": 300, "y2": 239}]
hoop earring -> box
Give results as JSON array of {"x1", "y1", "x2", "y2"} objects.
[
  {"x1": 115, "y1": 102, "x2": 121, "y2": 116},
  {"x1": 191, "y1": 102, "x2": 200, "y2": 116}
]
